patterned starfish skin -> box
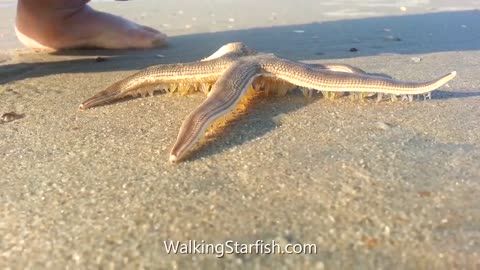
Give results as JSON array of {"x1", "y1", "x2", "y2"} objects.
[{"x1": 79, "y1": 42, "x2": 456, "y2": 162}]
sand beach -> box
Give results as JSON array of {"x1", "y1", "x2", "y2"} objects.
[{"x1": 1, "y1": 0, "x2": 479, "y2": 269}]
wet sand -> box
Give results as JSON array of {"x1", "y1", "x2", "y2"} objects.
[{"x1": 1, "y1": 1, "x2": 480, "y2": 269}]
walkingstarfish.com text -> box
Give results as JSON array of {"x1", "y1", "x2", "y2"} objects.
[{"x1": 164, "y1": 240, "x2": 317, "y2": 258}]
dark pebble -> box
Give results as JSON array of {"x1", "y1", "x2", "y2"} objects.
[{"x1": 95, "y1": 57, "x2": 107, "y2": 62}]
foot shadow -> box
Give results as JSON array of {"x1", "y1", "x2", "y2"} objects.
[{"x1": 0, "y1": 48, "x2": 168, "y2": 85}]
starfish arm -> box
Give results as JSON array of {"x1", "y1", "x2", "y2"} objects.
[
  {"x1": 309, "y1": 63, "x2": 368, "y2": 75},
  {"x1": 311, "y1": 63, "x2": 396, "y2": 82},
  {"x1": 201, "y1": 42, "x2": 256, "y2": 61},
  {"x1": 169, "y1": 61, "x2": 261, "y2": 162},
  {"x1": 79, "y1": 58, "x2": 233, "y2": 110},
  {"x1": 261, "y1": 57, "x2": 456, "y2": 95}
]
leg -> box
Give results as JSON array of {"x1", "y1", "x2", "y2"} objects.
[{"x1": 15, "y1": 0, "x2": 167, "y2": 50}]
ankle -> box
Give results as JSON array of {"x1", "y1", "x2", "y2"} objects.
[
  {"x1": 16, "y1": 0, "x2": 91, "y2": 46},
  {"x1": 17, "y1": 0, "x2": 90, "y2": 10}
]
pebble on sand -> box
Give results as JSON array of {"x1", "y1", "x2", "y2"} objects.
[
  {"x1": 272, "y1": 114, "x2": 288, "y2": 126},
  {"x1": 410, "y1": 57, "x2": 422, "y2": 63},
  {"x1": 375, "y1": 121, "x2": 393, "y2": 131}
]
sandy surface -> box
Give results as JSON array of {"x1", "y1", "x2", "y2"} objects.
[{"x1": 1, "y1": 1, "x2": 480, "y2": 269}]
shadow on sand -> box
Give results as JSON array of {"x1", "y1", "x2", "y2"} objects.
[
  {"x1": 1, "y1": 10, "x2": 479, "y2": 84},
  {"x1": 1, "y1": 10, "x2": 479, "y2": 160}
]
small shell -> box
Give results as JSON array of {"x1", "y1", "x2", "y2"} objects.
[{"x1": 1, "y1": 112, "x2": 24, "y2": 123}]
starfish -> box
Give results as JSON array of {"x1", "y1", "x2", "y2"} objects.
[{"x1": 79, "y1": 42, "x2": 456, "y2": 163}]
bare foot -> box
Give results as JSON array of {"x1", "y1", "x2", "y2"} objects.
[{"x1": 15, "y1": 0, "x2": 167, "y2": 50}]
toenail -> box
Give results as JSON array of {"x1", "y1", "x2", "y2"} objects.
[{"x1": 151, "y1": 34, "x2": 167, "y2": 47}]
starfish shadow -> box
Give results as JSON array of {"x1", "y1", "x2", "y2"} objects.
[
  {"x1": 181, "y1": 87, "x2": 480, "y2": 161},
  {"x1": 184, "y1": 92, "x2": 319, "y2": 161},
  {"x1": 433, "y1": 90, "x2": 480, "y2": 100}
]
